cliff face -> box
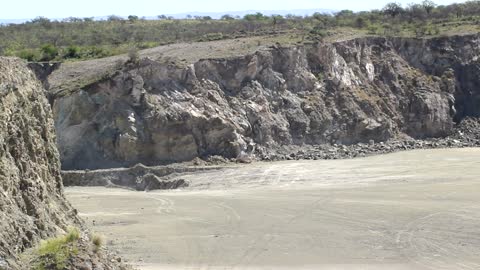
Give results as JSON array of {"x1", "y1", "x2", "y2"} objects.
[
  {"x1": 0, "y1": 58, "x2": 78, "y2": 266},
  {"x1": 390, "y1": 35, "x2": 480, "y2": 121},
  {"x1": 48, "y1": 35, "x2": 480, "y2": 170}
]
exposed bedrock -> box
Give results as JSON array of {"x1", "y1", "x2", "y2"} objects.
[
  {"x1": 0, "y1": 57, "x2": 79, "y2": 267},
  {"x1": 61, "y1": 164, "x2": 224, "y2": 191},
  {"x1": 47, "y1": 34, "x2": 480, "y2": 170}
]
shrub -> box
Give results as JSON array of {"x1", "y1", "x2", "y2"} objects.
[
  {"x1": 85, "y1": 46, "x2": 109, "y2": 58},
  {"x1": 64, "y1": 45, "x2": 81, "y2": 59},
  {"x1": 34, "y1": 228, "x2": 80, "y2": 270},
  {"x1": 40, "y1": 44, "x2": 58, "y2": 62},
  {"x1": 415, "y1": 24, "x2": 429, "y2": 37},
  {"x1": 17, "y1": 49, "x2": 40, "y2": 62},
  {"x1": 201, "y1": 32, "x2": 224, "y2": 41},
  {"x1": 138, "y1": 42, "x2": 158, "y2": 49},
  {"x1": 127, "y1": 48, "x2": 140, "y2": 64},
  {"x1": 65, "y1": 227, "x2": 80, "y2": 242},
  {"x1": 367, "y1": 24, "x2": 381, "y2": 35},
  {"x1": 308, "y1": 25, "x2": 328, "y2": 41},
  {"x1": 91, "y1": 234, "x2": 104, "y2": 253}
]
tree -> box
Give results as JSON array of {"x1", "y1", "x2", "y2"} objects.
[
  {"x1": 128, "y1": 15, "x2": 139, "y2": 22},
  {"x1": 406, "y1": 3, "x2": 427, "y2": 22},
  {"x1": 271, "y1": 15, "x2": 284, "y2": 31},
  {"x1": 355, "y1": 17, "x2": 367, "y2": 28},
  {"x1": 335, "y1": 10, "x2": 354, "y2": 18},
  {"x1": 107, "y1": 15, "x2": 124, "y2": 21},
  {"x1": 422, "y1": 0, "x2": 436, "y2": 14},
  {"x1": 221, "y1": 14, "x2": 235, "y2": 20},
  {"x1": 451, "y1": 3, "x2": 464, "y2": 18},
  {"x1": 383, "y1": 2, "x2": 403, "y2": 17},
  {"x1": 30, "y1": 17, "x2": 52, "y2": 28},
  {"x1": 244, "y1": 12, "x2": 268, "y2": 21},
  {"x1": 312, "y1": 12, "x2": 324, "y2": 21}
]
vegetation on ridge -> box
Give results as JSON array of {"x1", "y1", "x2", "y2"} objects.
[{"x1": 1, "y1": 0, "x2": 480, "y2": 62}]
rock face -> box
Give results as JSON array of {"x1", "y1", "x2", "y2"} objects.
[
  {"x1": 61, "y1": 164, "x2": 220, "y2": 191},
  {"x1": 0, "y1": 57, "x2": 78, "y2": 266},
  {"x1": 47, "y1": 35, "x2": 480, "y2": 170}
]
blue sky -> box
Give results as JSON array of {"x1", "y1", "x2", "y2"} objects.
[{"x1": 1, "y1": 0, "x2": 466, "y2": 19}]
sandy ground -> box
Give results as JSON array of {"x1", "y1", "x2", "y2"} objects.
[{"x1": 66, "y1": 148, "x2": 480, "y2": 270}]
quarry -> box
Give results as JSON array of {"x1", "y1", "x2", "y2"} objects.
[{"x1": 1, "y1": 6, "x2": 480, "y2": 269}]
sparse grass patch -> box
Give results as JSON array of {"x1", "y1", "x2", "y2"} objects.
[
  {"x1": 91, "y1": 233, "x2": 104, "y2": 253},
  {"x1": 34, "y1": 227, "x2": 80, "y2": 270}
]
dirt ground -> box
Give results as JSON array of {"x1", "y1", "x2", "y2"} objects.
[{"x1": 66, "y1": 148, "x2": 480, "y2": 270}]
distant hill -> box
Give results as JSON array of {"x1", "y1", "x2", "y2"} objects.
[
  {"x1": 0, "y1": 8, "x2": 335, "y2": 24},
  {"x1": 0, "y1": 18, "x2": 30, "y2": 24}
]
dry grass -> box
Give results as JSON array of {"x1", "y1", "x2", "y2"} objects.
[{"x1": 91, "y1": 233, "x2": 104, "y2": 253}]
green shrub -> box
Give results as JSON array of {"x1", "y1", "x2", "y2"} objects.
[
  {"x1": 17, "y1": 49, "x2": 41, "y2": 62},
  {"x1": 64, "y1": 45, "x2": 81, "y2": 59},
  {"x1": 138, "y1": 42, "x2": 158, "y2": 49},
  {"x1": 40, "y1": 44, "x2": 58, "y2": 62},
  {"x1": 200, "y1": 32, "x2": 224, "y2": 41},
  {"x1": 84, "y1": 46, "x2": 109, "y2": 58},
  {"x1": 367, "y1": 24, "x2": 381, "y2": 35},
  {"x1": 65, "y1": 227, "x2": 80, "y2": 242},
  {"x1": 308, "y1": 26, "x2": 328, "y2": 41},
  {"x1": 34, "y1": 228, "x2": 80, "y2": 270}
]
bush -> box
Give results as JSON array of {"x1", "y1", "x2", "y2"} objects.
[
  {"x1": 91, "y1": 234, "x2": 104, "y2": 253},
  {"x1": 64, "y1": 45, "x2": 81, "y2": 59},
  {"x1": 415, "y1": 24, "x2": 429, "y2": 37},
  {"x1": 65, "y1": 227, "x2": 80, "y2": 242},
  {"x1": 34, "y1": 228, "x2": 80, "y2": 270},
  {"x1": 200, "y1": 32, "x2": 224, "y2": 41},
  {"x1": 367, "y1": 24, "x2": 381, "y2": 35},
  {"x1": 85, "y1": 46, "x2": 109, "y2": 58},
  {"x1": 308, "y1": 25, "x2": 328, "y2": 40},
  {"x1": 127, "y1": 48, "x2": 140, "y2": 63},
  {"x1": 40, "y1": 44, "x2": 58, "y2": 62},
  {"x1": 17, "y1": 49, "x2": 40, "y2": 62},
  {"x1": 138, "y1": 42, "x2": 158, "y2": 49}
]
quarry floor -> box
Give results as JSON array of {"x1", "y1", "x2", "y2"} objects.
[{"x1": 66, "y1": 148, "x2": 480, "y2": 270}]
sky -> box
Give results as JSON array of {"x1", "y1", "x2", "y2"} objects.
[{"x1": 0, "y1": 0, "x2": 466, "y2": 20}]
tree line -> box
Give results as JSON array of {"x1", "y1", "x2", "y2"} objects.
[{"x1": 1, "y1": 0, "x2": 480, "y2": 62}]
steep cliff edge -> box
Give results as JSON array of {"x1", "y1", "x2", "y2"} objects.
[
  {"x1": 0, "y1": 57, "x2": 79, "y2": 267},
  {"x1": 0, "y1": 58, "x2": 132, "y2": 269},
  {"x1": 44, "y1": 34, "x2": 480, "y2": 170}
]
